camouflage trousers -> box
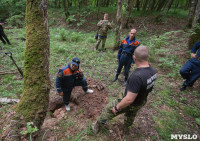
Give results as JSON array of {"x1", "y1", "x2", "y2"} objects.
[
  {"x1": 95, "y1": 37, "x2": 107, "y2": 50},
  {"x1": 98, "y1": 95, "x2": 145, "y2": 128}
]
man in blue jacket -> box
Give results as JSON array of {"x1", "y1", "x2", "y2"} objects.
[
  {"x1": 56, "y1": 57, "x2": 94, "y2": 111},
  {"x1": 180, "y1": 41, "x2": 200, "y2": 91},
  {"x1": 112, "y1": 29, "x2": 140, "y2": 86}
]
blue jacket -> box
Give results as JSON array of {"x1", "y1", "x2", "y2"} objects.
[
  {"x1": 190, "y1": 41, "x2": 200, "y2": 67},
  {"x1": 117, "y1": 36, "x2": 140, "y2": 60},
  {"x1": 56, "y1": 63, "x2": 84, "y2": 93}
]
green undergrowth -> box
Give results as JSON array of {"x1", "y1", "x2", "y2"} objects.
[
  {"x1": 148, "y1": 30, "x2": 200, "y2": 140},
  {"x1": 0, "y1": 26, "x2": 200, "y2": 140}
]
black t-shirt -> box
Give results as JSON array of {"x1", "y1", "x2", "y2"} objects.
[{"x1": 124, "y1": 67, "x2": 157, "y2": 106}]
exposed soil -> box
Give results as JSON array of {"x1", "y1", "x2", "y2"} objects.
[{"x1": 39, "y1": 78, "x2": 109, "y2": 140}]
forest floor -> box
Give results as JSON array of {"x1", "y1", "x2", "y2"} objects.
[{"x1": 0, "y1": 9, "x2": 200, "y2": 141}]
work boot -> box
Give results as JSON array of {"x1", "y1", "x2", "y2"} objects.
[
  {"x1": 112, "y1": 74, "x2": 118, "y2": 82},
  {"x1": 180, "y1": 85, "x2": 187, "y2": 91}
]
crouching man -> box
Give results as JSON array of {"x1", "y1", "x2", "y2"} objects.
[
  {"x1": 56, "y1": 57, "x2": 94, "y2": 111},
  {"x1": 92, "y1": 46, "x2": 157, "y2": 134}
]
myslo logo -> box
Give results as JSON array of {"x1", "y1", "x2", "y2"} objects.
[{"x1": 171, "y1": 134, "x2": 198, "y2": 140}]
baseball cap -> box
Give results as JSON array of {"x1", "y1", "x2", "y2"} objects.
[{"x1": 71, "y1": 57, "x2": 80, "y2": 67}]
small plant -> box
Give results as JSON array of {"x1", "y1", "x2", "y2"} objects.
[
  {"x1": 59, "y1": 29, "x2": 68, "y2": 41},
  {"x1": 66, "y1": 15, "x2": 76, "y2": 23},
  {"x1": 20, "y1": 122, "x2": 38, "y2": 141},
  {"x1": 7, "y1": 15, "x2": 25, "y2": 28}
]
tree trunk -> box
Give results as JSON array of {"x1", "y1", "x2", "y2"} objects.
[
  {"x1": 136, "y1": 0, "x2": 140, "y2": 11},
  {"x1": 187, "y1": 0, "x2": 198, "y2": 28},
  {"x1": 192, "y1": 0, "x2": 200, "y2": 27},
  {"x1": 55, "y1": 0, "x2": 57, "y2": 7},
  {"x1": 166, "y1": 0, "x2": 174, "y2": 12},
  {"x1": 113, "y1": 0, "x2": 122, "y2": 50},
  {"x1": 185, "y1": 0, "x2": 191, "y2": 10},
  {"x1": 125, "y1": 0, "x2": 134, "y2": 28},
  {"x1": 174, "y1": 0, "x2": 179, "y2": 12},
  {"x1": 142, "y1": 0, "x2": 149, "y2": 12},
  {"x1": 63, "y1": 0, "x2": 70, "y2": 19},
  {"x1": 105, "y1": 0, "x2": 110, "y2": 7},
  {"x1": 58, "y1": 0, "x2": 61, "y2": 8},
  {"x1": 67, "y1": 0, "x2": 72, "y2": 7},
  {"x1": 156, "y1": 0, "x2": 167, "y2": 11},
  {"x1": 15, "y1": 0, "x2": 50, "y2": 129},
  {"x1": 148, "y1": 0, "x2": 156, "y2": 11},
  {"x1": 97, "y1": 0, "x2": 100, "y2": 21}
]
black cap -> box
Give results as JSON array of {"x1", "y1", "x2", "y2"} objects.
[{"x1": 71, "y1": 57, "x2": 80, "y2": 66}]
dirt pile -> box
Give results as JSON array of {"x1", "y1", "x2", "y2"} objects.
[{"x1": 42, "y1": 78, "x2": 109, "y2": 129}]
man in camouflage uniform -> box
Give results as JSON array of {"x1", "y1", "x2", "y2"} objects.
[
  {"x1": 94, "y1": 13, "x2": 112, "y2": 51},
  {"x1": 92, "y1": 46, "x2": 157, "y2": 134}
]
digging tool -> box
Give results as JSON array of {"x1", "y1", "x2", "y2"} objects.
[{"x1": 4, "y1": 51, "x2": 23, "y2": 78}]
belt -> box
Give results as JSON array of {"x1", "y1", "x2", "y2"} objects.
[
  {"x1": 122, "y1": 52, "x2": 132, "y2": 56},
  {"x1": 98, "y1": 35, "x2": 107, "y2": 38}
]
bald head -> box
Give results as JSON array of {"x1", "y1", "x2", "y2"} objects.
[
  {"x1": 129, "y1": 29, "x2": 137, "y2": 40},
  {"x1": 134, "y1": 45, "x2": 149, "y2": 62}
]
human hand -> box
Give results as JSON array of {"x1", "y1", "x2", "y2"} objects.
[
  {"x1": 79, "y1": 68, "x2": 83, "y2": 74},
  {"x1": 116, "y1": 59, "x2": 119, "y2": 62},
  {"x1": 191, "y1": 53, "x2": 196, "y2": 58},
  {"x1": 112, "y1": 107, "x2": 117, "y2": 115},
  {"x1": 59, "y1": 92, "x2": 63, "y2": 96}
]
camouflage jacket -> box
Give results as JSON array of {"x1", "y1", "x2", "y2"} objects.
[{"x1": 97, "y1": 20, "x2": 112, "y2": 36}]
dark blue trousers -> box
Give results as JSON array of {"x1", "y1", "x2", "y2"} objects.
[
  {"x1": 63, "y1": 78, "x2": 88, "y2": 105},
  {"x1": 180, "y1": 60, "x2": 200, "y2": 86},
  {"x1": 0, "y1": 32, "x2": 11, "y2": 45},
  {"x1": 116, "y1": 54, "x2": 133, "y2": 79}
]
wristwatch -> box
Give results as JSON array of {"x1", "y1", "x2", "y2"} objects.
[{"x1": 114, "y1": 105, "x2": 120, "y2": 112}]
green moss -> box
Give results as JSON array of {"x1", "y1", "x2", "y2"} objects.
[{"x1": 14, "y1": 0, "x2": 50, "y2": 128}]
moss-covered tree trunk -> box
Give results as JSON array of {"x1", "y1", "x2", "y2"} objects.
[
  {"x1": 188, "y1": 1, "x2": 200, "y2": 50},
  {"x1": 187, "y1": 0, "x2": 197, "y2": 28},
  {"x1": 113, "y1": 0, "x2": 122, "y2": 50},
  {"x1": 125, "y1": 0, "x2": 134, "y2": 28},
  {"x1": 15, "y1": 0, "x2": 50, "y2": 128},
  {"x1": 192, "y1": 0, "x2": 200, "y2": 27}
]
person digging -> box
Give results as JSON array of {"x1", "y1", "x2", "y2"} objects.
[{"x1": 56, "y1": 57, "x2": 94, "y2": 111}]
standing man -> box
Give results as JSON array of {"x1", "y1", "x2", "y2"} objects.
[
  {"x1": 180, "y1": 41, "x2": 200, "y2": 91},
  {"x1": 112, "y1": 29, "x2": 140, "y2": 86},
  {"x1": 92, "y1": 46, "x2": 157, "y2": 134},
  {"x1": 56, "y1": 57, "x2": 94, "y2": 111},
  {"x1": 0, "y1": 20, "x2": 11, "y2": 45},
  {"x1": 94, "y1": 13, "x2": 112, "y2": 51}
]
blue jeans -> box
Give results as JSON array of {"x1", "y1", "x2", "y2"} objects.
[
  {"x1": 62, "y1": 78, "x2": 88, "y2": 105},
  {"x1": 116, "y1": 54, "x2": 133, "y2": 79},
  {"x1": 180, "y1": 60, "x2": 200, "y2": 86}
]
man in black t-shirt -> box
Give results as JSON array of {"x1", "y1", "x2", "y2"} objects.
[{"x1": 92, "y1": 45, "x2": 157, "y2": 134}]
